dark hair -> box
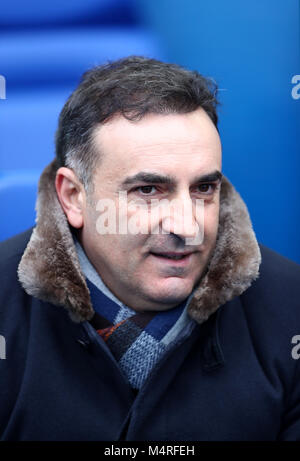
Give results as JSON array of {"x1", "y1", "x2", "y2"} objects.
[{"x1": 55, "y1": 56, "x2": 219, "y2": 191}]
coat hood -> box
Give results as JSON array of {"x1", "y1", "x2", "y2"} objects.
[{"x1": 18, "y1": 160, "x2": 261, "y2": 324}]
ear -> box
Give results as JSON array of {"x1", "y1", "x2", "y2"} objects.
[{"x1": 55, "y1": 167, "x2": 86, "y2": 228}]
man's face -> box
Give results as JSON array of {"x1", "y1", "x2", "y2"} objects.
[{"x1": 80, "y1": 108, "x2": 222, "y2": 312}]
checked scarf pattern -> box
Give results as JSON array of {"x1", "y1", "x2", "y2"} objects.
[{"x1": 86, "y1": 278, "x2": 189, "y2": 390}]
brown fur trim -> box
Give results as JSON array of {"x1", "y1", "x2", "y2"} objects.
[
  {"x1": 18, "y1": 160, "x2": 261, "y2": 324},
  {"x1": 18, "y1": 160, "x2": 93, "y2": 322},
  {"x1": 187, "y1": 177, "x2": 261, "y2": 323}
]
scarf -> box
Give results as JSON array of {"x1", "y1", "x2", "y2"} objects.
[{"x1": 75, "y1": 240, "x2": 195, "y2": 389}]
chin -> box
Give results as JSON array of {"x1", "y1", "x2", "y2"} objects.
[{"x1": 146, "y1": 278, "x2": 194, "y2": 307}]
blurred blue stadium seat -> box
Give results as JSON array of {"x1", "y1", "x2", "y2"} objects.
[
  {"x1": 0, "y1": 0, "x2": 135, "y2": 27},
  {"x1": 0, "y1": 171, "x2": 40, "y2": 241},
  {"x1": 1, "y1": 28, "x2": 162, "y2": 89},
  {"x1": 0, "y1": 88, "x2": 70, "y2": 170}
]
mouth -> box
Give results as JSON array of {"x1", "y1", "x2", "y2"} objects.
[{"x1": 149, "y1": 251, "x2": 195, "y2": 266}]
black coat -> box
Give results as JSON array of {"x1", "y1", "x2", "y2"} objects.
[
  {"x1": 1, "y1": 161, "x2": 300, "y2": 441},
  {"x1": 1, "y1": 228, "x2": 300, "y2": 441}
]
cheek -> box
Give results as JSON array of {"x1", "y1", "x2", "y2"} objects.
[
  {"x1": 87, "y1": 201, "x2": 149, "y2": 253},
  {"x1": 203, "y1": 203, "x2": 220, "y2": 240}
]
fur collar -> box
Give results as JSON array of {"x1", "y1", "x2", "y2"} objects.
[{"x1": 18, "y1": 160, "x2": 261, "y2": 324}]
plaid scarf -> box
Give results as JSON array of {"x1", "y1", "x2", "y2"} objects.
[
  {"x1": 87, "y1": 278, "x2": 190, "y2": 390},
  {"x1": 74, "y1": 238, "x2": 193, "y2": 390}
]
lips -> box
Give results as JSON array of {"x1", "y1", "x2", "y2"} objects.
[
  {"x1": 149, "y1": 251, "x2": 194, "y2": 268},
  {"x1": 150, "y1": 251, "x2": 193, "y2": 261}
]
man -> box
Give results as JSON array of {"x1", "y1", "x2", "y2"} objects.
[{"x1": 0, "y1": 56, "x2": 300, "y2": 441}]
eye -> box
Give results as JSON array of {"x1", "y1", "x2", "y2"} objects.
[
  {"x1": 194, "y1": 183, "x2": 217, "y2": 194},
  {"x1": 135, "y1": 185, "x2": 158, "y2": 195}
]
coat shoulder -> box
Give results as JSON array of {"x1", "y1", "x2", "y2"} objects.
[
  {"x1": 256, "y1": 244, "x2": 300, "y2": 303},
  {"x1": 0, "y1": 228, "x2": 34, "y2": 265},
  {"x1": 240, "y1": 243, "x2": 300, "y2": 329},
  {"x1": 258, "y1": 243, "x2": 300, "y2": 282},
  {"x1": 0, "y1": 228, "x2": 34, "y2": 316}
]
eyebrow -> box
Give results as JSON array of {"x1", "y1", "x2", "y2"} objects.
[{"x1": 120, "y1": 170, "x2": 223, "y2": 188}]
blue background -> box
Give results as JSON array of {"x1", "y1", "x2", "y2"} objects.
[{"x1": 0, "y1": 0, "x2": 299, "y2": 263}]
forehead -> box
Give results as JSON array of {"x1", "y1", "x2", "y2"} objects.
[{"x1": 92, "y1": 109, "x2": 222, "y2": 178}]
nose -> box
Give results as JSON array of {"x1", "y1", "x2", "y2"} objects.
[{"x1": 159, "y1": 193, "x2": 204, "y2": 245}]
